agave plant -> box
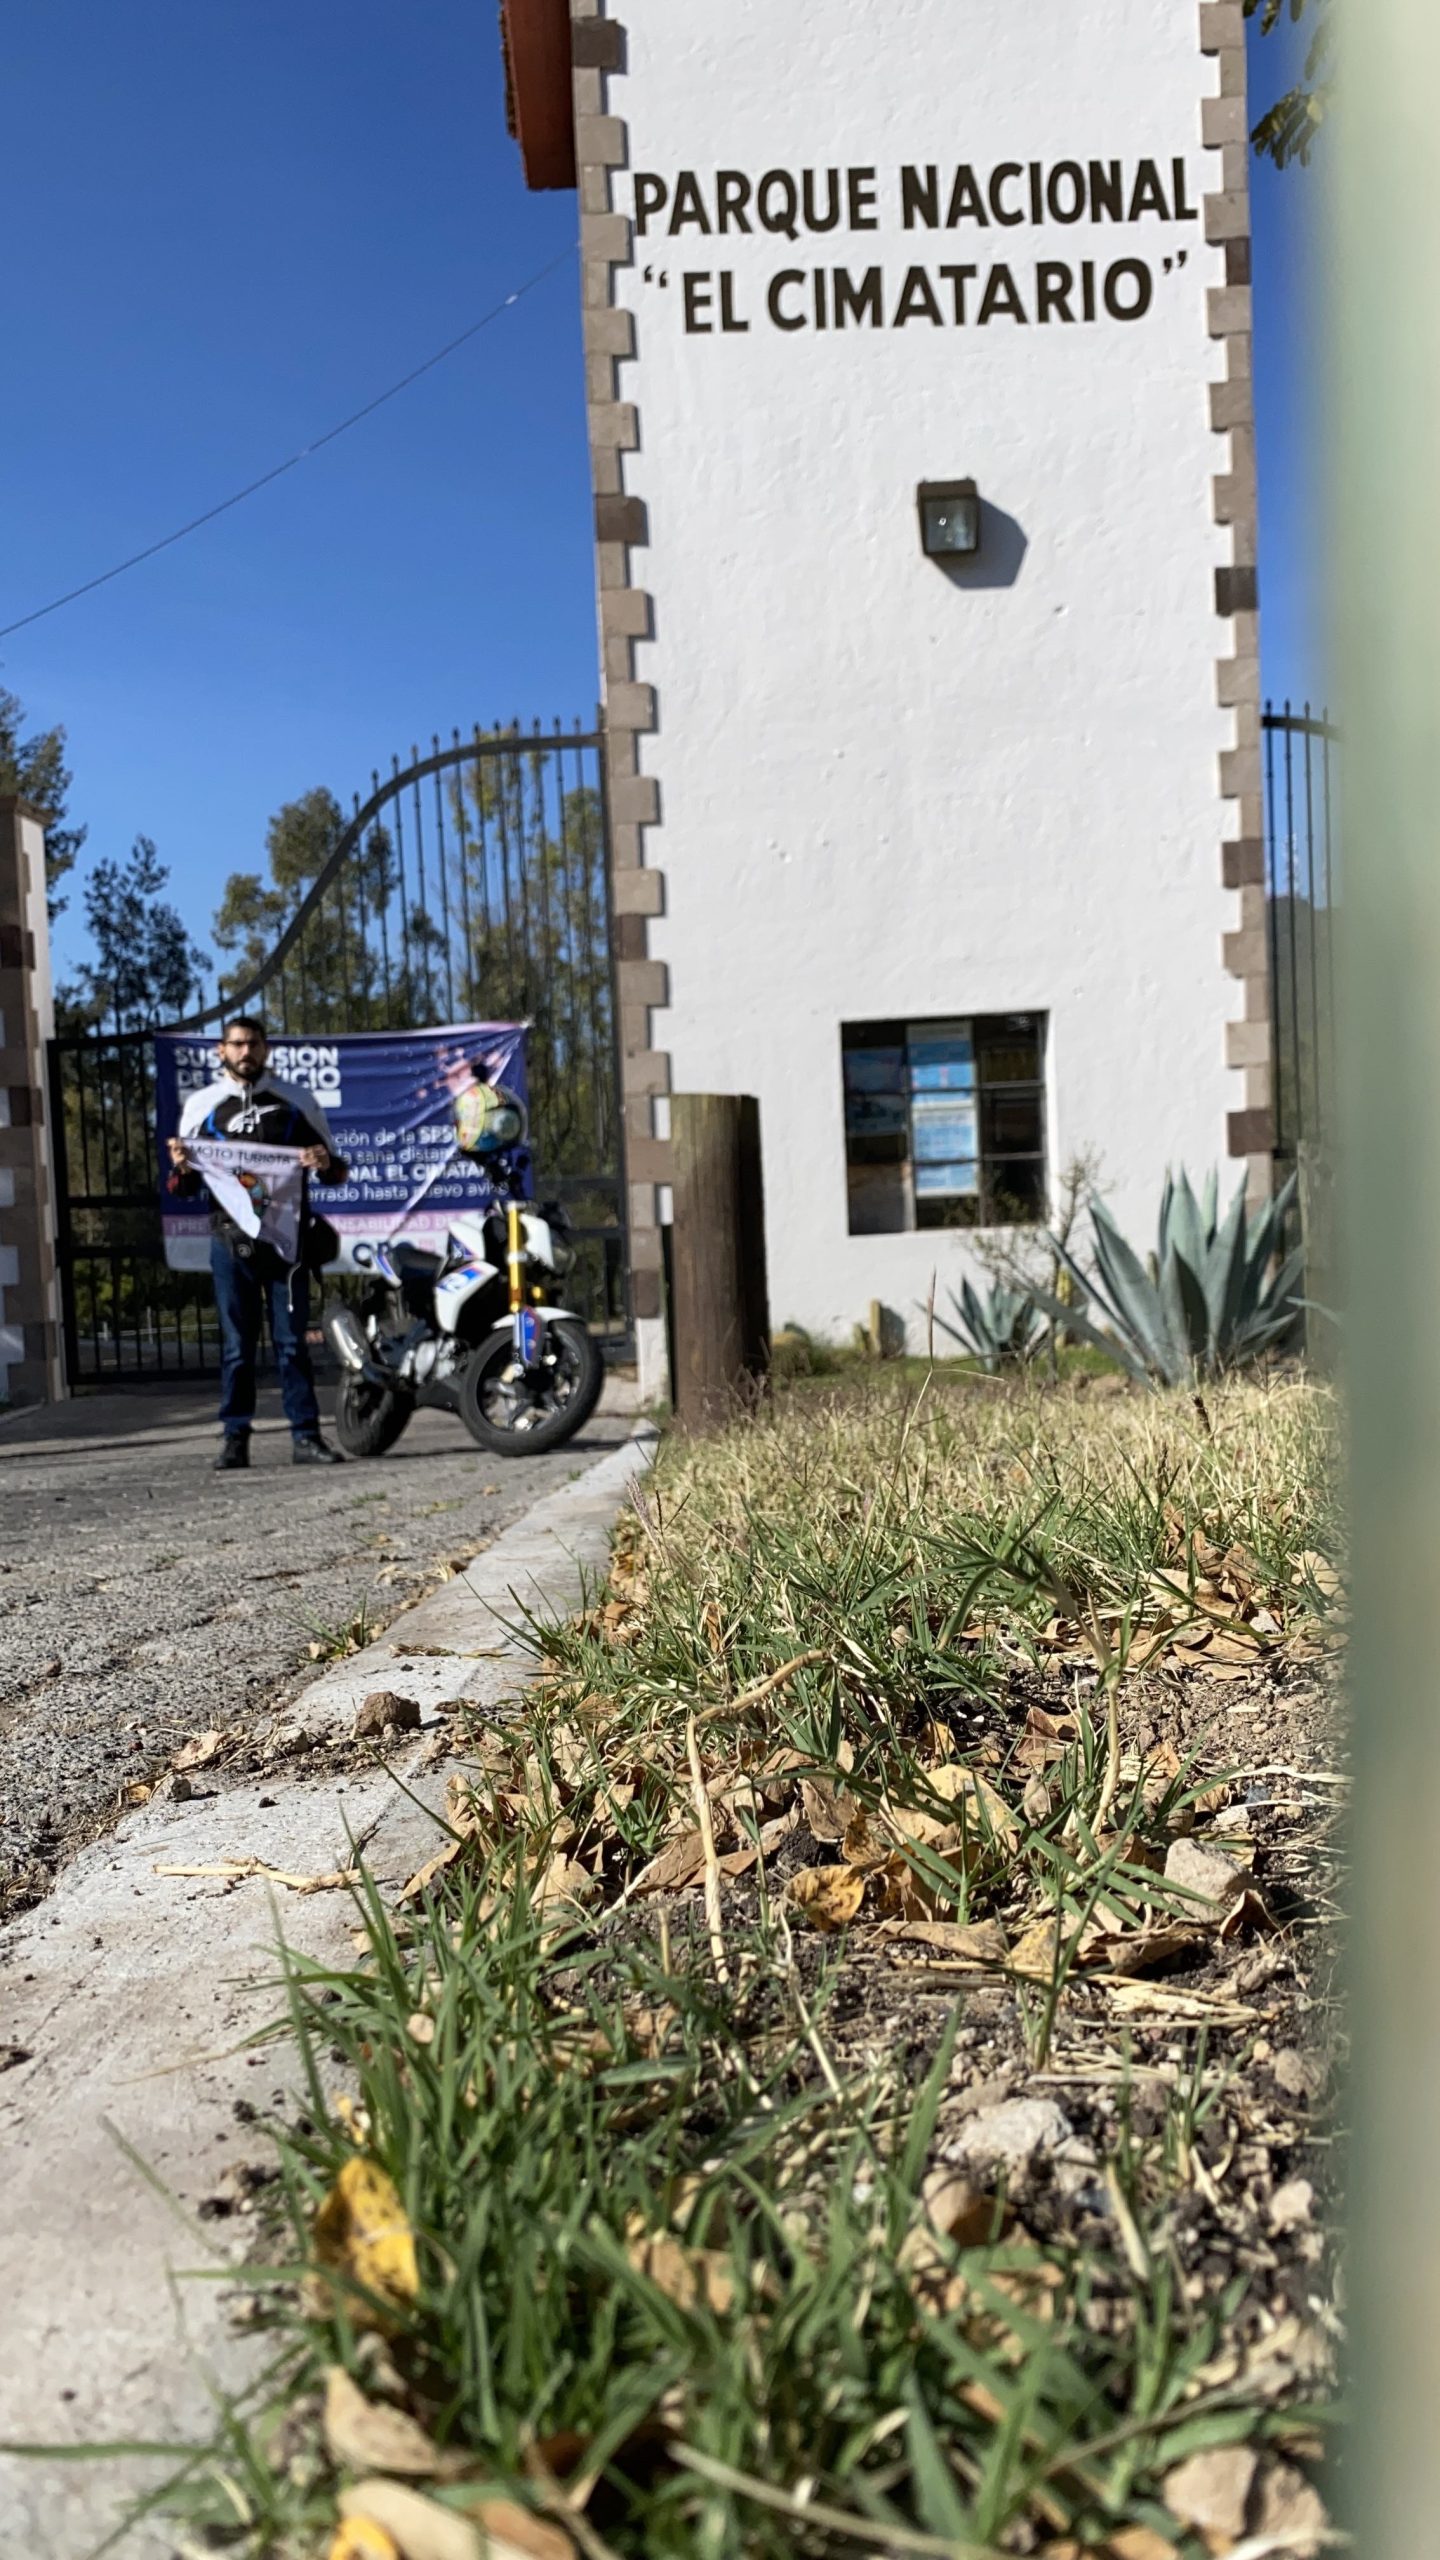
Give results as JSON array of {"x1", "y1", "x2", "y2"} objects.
[
  {"x1": 931, "y1": 1275, "x2": 1046, "y2": 1372},
  {"x1": 1029, "y1": 1170, "x2": 1304, "y2": 1385}
]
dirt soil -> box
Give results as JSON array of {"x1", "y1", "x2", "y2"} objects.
[{"x1": 0, "y1": 1384, "x2": 634, "y2": 1922}]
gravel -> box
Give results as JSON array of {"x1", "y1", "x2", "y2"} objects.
[{"x1": 0, "y1": 1382, "x2": 634, "y2": 1918}]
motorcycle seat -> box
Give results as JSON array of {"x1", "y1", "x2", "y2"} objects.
[{"x1": 389, "y1": 1241, "x2": 443, "y2": 1276}]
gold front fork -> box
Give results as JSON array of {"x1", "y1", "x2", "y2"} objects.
[{"x1": 506, "y1": 1201, "x2": 525, "y2": 1315}]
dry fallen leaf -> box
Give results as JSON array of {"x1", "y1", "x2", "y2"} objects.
[
  {"x1": 786, "y1": 1864, "x2": 865, "y2": 1931},
  {"x1": 323, "y1": 2367, "x2": 451, "y2": 2480},
  {"x1": 924, "y1": 1762, "x2": 1019, "y2": 1840},
  {"x1": 626, "y1": 2227, "x2": 737, "y2": 2314},
  {"x1": 1107, "y1": 1982, "x2": 1259, "y2": 2024},
  {"x1": 874, "y1": 1917, "x2": 1009, "y2": 1966},
  {"x1": 1007, "y1": 1917, "x2": 1065, "y2": 1983},
  {"x1": 1081, "y1": 1923, "x2": 1209, "y2": 1979},
  {"x1": 313, "y1": 2158, "x2": 420, "y2": 2324},
  {"x1": 339, "y1": 2480, "x2": 574, "y2": 2560},
  {"x1": 631, "y1": 1827, "x2": 711, "y2": 1897},
  {"x1": 398, "y1": 1839, "x2": 467, "y2": 1904},
  {"x1": 330, "y1": 2520, "x2": 402, "y2": 2560},
  {"x1": 918, "y1": 2168, "x2": 998, "y2": 2246},
  {"x1": 799, "y1": 1773, "x2": 855, "y2": 1842},
  {"x1": 532, "y1": 1853, "x2": 597, "y2": 1915},
  {"x1": 173, "y1": 1728, "x2": 228, "y2": 1772},
  {"x1": 1106, "y1": 2532, "x2": 1178, "y2": 2560}
]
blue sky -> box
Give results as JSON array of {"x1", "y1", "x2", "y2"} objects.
[{"x1": 1, "y1": 4, "x2": 1323, "y2": 987}]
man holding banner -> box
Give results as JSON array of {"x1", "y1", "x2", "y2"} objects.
[{"x1": 166, "y1": 1016, "x2": 348, "y2": 1471}]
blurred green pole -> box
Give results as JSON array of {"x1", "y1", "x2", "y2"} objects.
[{"x1": 1339, "y1": 0, "x2": 1440, "y2": 2547}]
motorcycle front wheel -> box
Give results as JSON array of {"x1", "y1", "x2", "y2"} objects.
[
  {"x1": 458, "y1": 1319, "x2": 604, "y2": 1454},
  {"x1": 332, "y1": 1373, "x2": 415, "y2": 1458}
]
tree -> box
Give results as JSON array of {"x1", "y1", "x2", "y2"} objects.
[
  {"x1": 0, "y1": 686, "x2": 87, "y2": 916},
  {"x1": 1246, "y1": 0, "x2": 1333, "y2": 169},
  {"x1": 213, "y1": 786, "x2": 405, "y2": 1032},
  {"x1": 66, "y1": 835, "x2": 210, "y2": 1032}
]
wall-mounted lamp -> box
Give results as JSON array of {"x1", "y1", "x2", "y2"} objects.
[{"x1": 917, "y1": 480, "x2": 981, "y2": 559}]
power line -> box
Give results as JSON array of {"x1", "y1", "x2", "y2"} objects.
[{"x1": 0, "y1": 243, "x2": 577, "y2": 643}]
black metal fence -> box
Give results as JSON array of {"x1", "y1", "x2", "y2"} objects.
[
  {"x1": 49, "y1": 724, "x2": 628, "y2": 1384},
  {"x1": 1264, "y1": 702, "x2": 1338, "y2": 1176}
]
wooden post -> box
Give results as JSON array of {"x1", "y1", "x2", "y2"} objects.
[{"x1": 668, "y1": 1093, "x2": 770, "y2": 1428}]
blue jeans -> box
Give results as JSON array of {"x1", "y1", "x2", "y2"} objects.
[{"x1": 210, "y1": 1238, "x2": 320, "y2": 1440}]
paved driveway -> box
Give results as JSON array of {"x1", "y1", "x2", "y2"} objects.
[{"x1": 0, "y1": 1380, "x2": 634, "y2": 1916}]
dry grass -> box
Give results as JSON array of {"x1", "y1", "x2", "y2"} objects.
[{"x1": 107, "y1": 1367, "x2": 1343, "y2": 2560}]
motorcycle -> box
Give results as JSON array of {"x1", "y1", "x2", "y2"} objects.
[{"x1": 322, "y1": 1194, "x2": 605, "y2": 1458}]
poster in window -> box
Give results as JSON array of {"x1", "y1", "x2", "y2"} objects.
[
  {"x1": 910, "y1": 1093, "x2": 979, "y2": 1198},
  {"x1": 907, "y1": 1024, "x2": 975, "y2": 1094}
]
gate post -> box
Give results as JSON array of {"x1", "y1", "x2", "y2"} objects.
[{"x1": 0, "y1": 797, "x2": 65, "y2": 1405}]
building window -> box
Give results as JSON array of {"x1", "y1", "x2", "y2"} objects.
[{"x1": 841, "y1": 1014, "x2": 1048, "y2": 1234}]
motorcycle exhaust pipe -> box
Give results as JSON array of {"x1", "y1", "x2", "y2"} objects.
[{"x1": 324, "y1": 1303, "x2": 396, "y2": 1391}]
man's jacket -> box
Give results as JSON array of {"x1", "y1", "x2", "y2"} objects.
[{"x1": 173, "y1": 1072, "x2": 347, "y2": 1260}]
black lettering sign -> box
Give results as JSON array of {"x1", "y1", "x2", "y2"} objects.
[
  {"x1": 978, "y1": 264, "x2": 1028, "y2": 324},
  {"x1": 833, "y1": 266, "x2": 883, "y2": 327},
  {"x1": 1036, "y1": 261, "x2": 1076, "y2": 322},
  {"x1": 1127, "y1": 158, "x2": 1170, "y2": 221},
  {"x1": 902, "y1": 165, "x2": 940, "y2": 230},
  {"x1": 803, "y1": 169, "x2": 843, "y2": 231},
  {"x1": 767, "y1": 268, "x2": 807, "y2": 329},
  {"x1": 892, "y1": 265, "x2": 945, "y2": 326},
  {"x1": 1104, "y1": 257, "x2": 1153, "y2": 320},
  {"x1": 1047, "y1": 163, "x2": 1086, "y2": 223},
  {"x1": 720, "y1": 271, "x2": 749, "y2": 331},
  {"x1": 1088, "y1": 160, "x2": 1124, "y2": 221},
  {"x1": 634, "y1": 174, "x2": 668, "y2": 237},
  {"x1": 946, "y1": 165, "x2": 989, "y2": 227},
  {"x1": 683, "y1": 272, "x2": 714, "y2": 333},
  {"x1": 1173, "y1": 156, "x2": 1198, "y2": 221},
  {"x1": 716, "y1": 171, "x2": 753, "y2": 233},
  {"x1": 989, "y1": 163, "x2": 1025, "y2": 227},
  {"x1": 757, "y1": 171, "x2": 801, "y2": 239},
  {"x1": 848, "y1": 167, "x2": 879, "y2": 229},
  {"x1": 939, "y1": 263, "x2": 979, "y2": 324},
  {"x1": 669, "y1": 170, "x2": 713, "y2": 234}
]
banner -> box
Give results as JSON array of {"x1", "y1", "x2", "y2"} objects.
[
  {"x1": 187, "y1": 1139, "x2": 306, "y2": 1263},
  {"x1": 155, "y1": 1023, "x2": 530, "y2": 1272}
]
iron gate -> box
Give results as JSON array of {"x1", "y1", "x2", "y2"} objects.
[
  {"x1": 48, "y1": 723, "x2": 628, "y2": 1383},
  {"x1": 1263, "y1": 701, "x2": 1338, "y2": 1177}
]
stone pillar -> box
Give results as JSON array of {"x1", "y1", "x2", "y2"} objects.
[
  {"x1": 0, "y1": 797, "x2": 65, "y2": 1405},
  {"x1": 571, "y1": 3, "x2": 673, "y2": 1404}
]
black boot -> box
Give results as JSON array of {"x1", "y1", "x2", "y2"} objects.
[
  {"x1": 214, "y1": 1434, "x2": 251, "y2": 1472},
  {"x1": 292, "y1": 1435, "x2": 344, "y2": 1466}
]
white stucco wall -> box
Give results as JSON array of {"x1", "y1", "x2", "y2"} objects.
[{"x1": 611, "y1": 0, "x2": 1239, "y2": 1345}]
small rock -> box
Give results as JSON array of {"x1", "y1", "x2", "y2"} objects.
[
  {"x1": 354, "y1": 1690, "x2": 422, "y2": 1738},
  {"x1": 1269, "y1": 2177, "x2": 1315, "y2": 2232},
  {"x1": 162, "y1": 1770, "x2": 198, "y2": 1803},
  {"x1": 1253, "y1": 2456, "x2": 1328, "y2": 2550},
  {"x1": 1233, "y1": 1942, "x2": 1290, "y2": 1994},
  {"x1": 950, "y1": 2097, "x2": 1072, "y2": 2173},
  {"x1": 1164, "y1": 2444, "x2": 1257, "y2": 2537},
  {"x1": 1164, "y1": 1835, "x2": 1244, "y2": 1909},
  {"x1": 1273, "y1": 2047, "x2": 1328, "y2": 2106}
]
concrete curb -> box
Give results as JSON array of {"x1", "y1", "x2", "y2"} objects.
[{"x1": 0, "y1": 1424, "x2": 656, "y2": 2559}]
